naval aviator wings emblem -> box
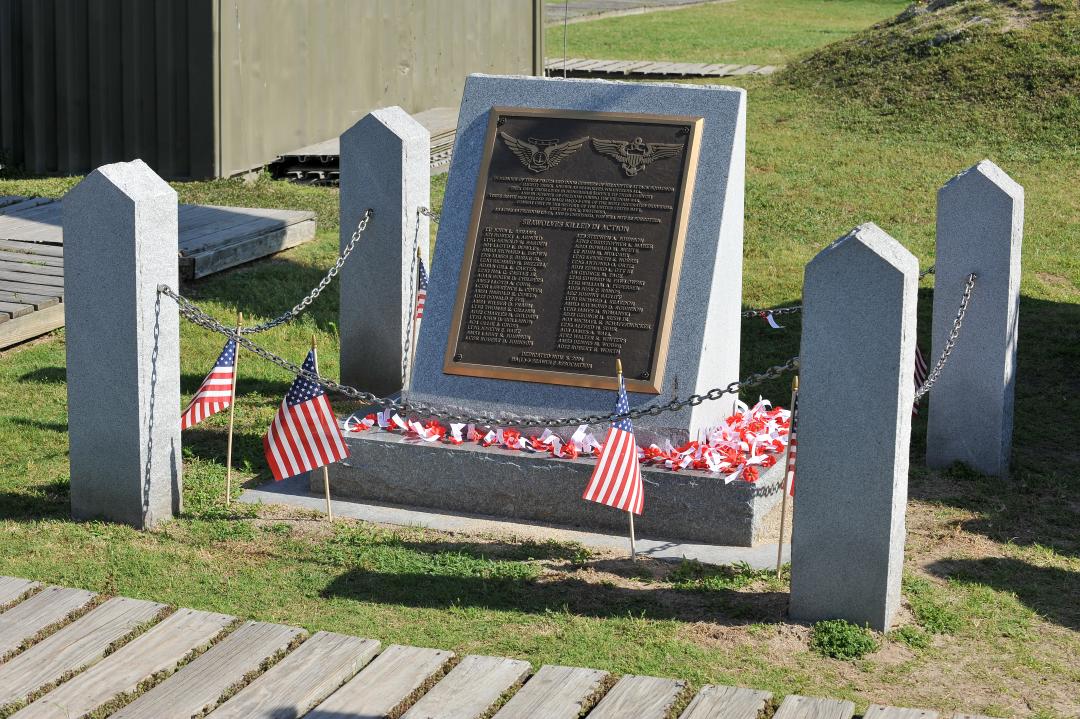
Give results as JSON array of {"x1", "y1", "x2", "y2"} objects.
[
  {"x1": 499, "y1": 132, "x2": 588, "y2": 173},
  {"x1": 592, "y1": 136, "x2": 683, "y2": 177}
]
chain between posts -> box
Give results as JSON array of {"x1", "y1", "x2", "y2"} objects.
[
  {"x1": 914, "y1": 272, "x2": 975, "y2": 401},
  {"x1": 739, "y1": 265, "x2": 934, "y2": 319},
  {"x1": 418, "y1": 206, "x2": 440, "y2": 224},
  {"x1": 160, "y1": 284, "x2": 798, "y2": 428},
  {"x1": 234, "y1": 209, "x2": 373, "y2": 335}
]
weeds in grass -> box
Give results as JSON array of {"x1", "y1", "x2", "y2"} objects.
[
  {"x1": 904, "y1": 575, "x2": 964, "y2": 634},
  {"x1": 809, "y1": 620, "x2": 879, "y2": 660},
  {"x1": 666, "y1": 559, "x2": 785, "y2": 592},
  {"x1": 890, "y1": 625, "x2": 932, "y2": 650}
]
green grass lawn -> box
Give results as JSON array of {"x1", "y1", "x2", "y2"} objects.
[
  {"x1": 1, "y1": 1, "x2": 1078, "y2": 716},
  {"x1": 547, "y1": 0, "x2": 910, "y2": 65}
]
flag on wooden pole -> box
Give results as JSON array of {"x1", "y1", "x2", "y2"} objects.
[
  {"x1": 180, "y1": 339, "x2": 237, "y2": 430},
  {"x1": 784, "y1": 390, "x2": 799, "y2": 498},
  {"x1": 583, "y1": 365, "x2": 643, "y2": 516},
  {"x1": 224, "y1": 312, "x2": 242, "y2": 505},
  {"x1": 776, "y1": 375, "x2": 799, "y2": 577},
  {"x1": 310, "y1": 335, "x2": 334, "y2": 520},
  {"x1": 263, "y1": 349, "x2": 349, "y2": 482}
]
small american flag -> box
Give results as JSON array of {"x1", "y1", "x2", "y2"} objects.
[
  {"x1": 263, "y1": 350, "x2": 350, "y2": 481},
  {"x1": 415, "y1": 255, "x2": 429, "y2": 320},
  {"x1": 583, "y1": 375, "x2": 643, "y2": 515},
  {"x1": 784, "y1": 392, "x2": 799, "y2": 497},
  {"x1": 180, "y1": 340, "x2": 236, "y2": 430},
  {"x1": 913, "y1": 344, "x2": 928, "y2": 414}
]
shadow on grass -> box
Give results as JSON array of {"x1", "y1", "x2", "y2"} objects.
[
  {"x1": 8, "y1": 417, "x2": 68, "y2": 433},
  {"x1": 0, "y1": 482, "x2": 69, "y2": 520},
  {"x1": 323, "y1": 565, "x2": 788, "y2": 624},
  {"x1": 370, "y1": 536, "x2": 593, "y2": 564},
  {"x1": 925, "y1": 557, "x2": 1079, "y2": 631},
  {"x1": 18, "y1": 366, "x2": 66, "y2": 384},
  {"x1": 181, "y1": 427, "x2": 269, "y2": 474},
  {"x1": 737, "y1": 299, "x2": 802, "y2": 405},
  {"x1": 181, "y1": 372, "x2": 292, "y2": 398},
  {"x1": 907, "y1": 294, "x2": 1080, "y2": 560},
  {"x1": 178, "y1": 251, "x2": 342, "y2": 335}
]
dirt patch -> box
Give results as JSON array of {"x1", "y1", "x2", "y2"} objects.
[{"x1": 1036, "y1": 272, "x2": 1076, "y2": 290}]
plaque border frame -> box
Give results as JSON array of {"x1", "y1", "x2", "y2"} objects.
[{"x1": 442, "y1": 106, "x2": 704, "y2": 394}]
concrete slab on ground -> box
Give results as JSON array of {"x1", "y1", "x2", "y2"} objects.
[{"x1": 239, "y1": 474, "x2": 791, "y2": 569}]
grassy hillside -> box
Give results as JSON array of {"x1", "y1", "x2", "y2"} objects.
[
  {"x1": 546, "y1": 0, "x2": 908, "y2": 65},
  {"x1": 782, "y1": 0, "x2": 1080, "y2": 148}
]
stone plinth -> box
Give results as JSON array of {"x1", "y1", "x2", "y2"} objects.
[
  {"x1": 789, "y1": 223, "x2": 918, "y2": 632},
  {"x1": 63, "y1": 160, "x2": 182, "y2": 528},
  {"x1": 321, "y1": 431, "x2": 785, "y2": 547}
]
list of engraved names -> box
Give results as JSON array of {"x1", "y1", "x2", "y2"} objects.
[{"x1": 464, "y1": 175, "x2": 673, "y2": 371}]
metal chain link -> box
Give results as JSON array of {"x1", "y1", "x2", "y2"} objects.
[
  {"x1": 418, "y1": 206, "x2": 440, "y2": 224},
  {"x1": 741, "y1": 304, "x2": 802, "y2": 319},
  {"x1": 235, "y1": 209, "x2": 373, "y2": 334},
  {"x1": 914, "y1": 272, "x2": 975, "y2": 401},
  {"x1": 161, "y1": 284, "x2": 798, "y2": 427}
]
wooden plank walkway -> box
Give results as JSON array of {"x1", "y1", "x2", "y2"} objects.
[
  {"x1": 0, "y1": 597, "x2": 164, "y2": 708},
  {"x1": 13, "y1": 608, "x2": 234, "y2": 719},
  {"x1": 546, "y1": 57, "x2": 779, "y2": 78},
  {"x1": 680, "y1": 684, "x2": 772, "y2": 719},
  {"x1": 0, "y1": 577, "x2": 38, "y2": 607},
  {"x1": 0, "y1": 586, "x2": 96, "y2": 657},
  {"x1": 0, "y1": 576, "x2": 1002, "y2": 718},
  {"x1": 0, "y1": 197, "x2": 316, "y2": 350},
  {"x1": 588, "y1": 674, "x2": 686, "y2": 719}
]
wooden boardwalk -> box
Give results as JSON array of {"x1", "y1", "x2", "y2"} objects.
[
  {"x1": 0, "y1": 576, "x2": 993, "y2": 719},
  {"x1": 545, "y1": 57, "x2": 780, "y2": 78},
  {"x1": 0, "y1": 196, "x2": 315, "y2": 350}
]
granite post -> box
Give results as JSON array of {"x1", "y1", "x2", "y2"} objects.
[
  {"x1": 339, "y1": 106, "x2": 430, "y2": 395},
  {"x1": 927, "y1": 160, "x2": 1023, "y2": 477},
  {"x1": 789, "y1": 223, "x2": 918, "y2": 632},
  {"x1": 64, "y1": 160, "x2": 181, "y2": 528}
]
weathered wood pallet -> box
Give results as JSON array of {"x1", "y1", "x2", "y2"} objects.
[
  {"x1": 0, "y1": 197, "x2": 316, "y2": 349},
  {"x1": 0, "y1": 576, "x2": 1003, "y2": 719},
  {"x1": 545, "y1": 57, "x2": 780, "y2": 78}
]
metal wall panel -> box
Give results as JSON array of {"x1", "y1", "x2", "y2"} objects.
[
  {"x1": 0, "y1": 0, "x2": 541, "y2": 179},
  {"x1": 0, "y1": 0, "x2": 214, "y2": 178},
  {"x1": 215, "y1": 0, "x2": 542, "y2": 178}
]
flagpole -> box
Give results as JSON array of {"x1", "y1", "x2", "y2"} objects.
[
  {"x1": 224, "y1": 312, "x2": 242, "y2": 506},
  {"x1": 406, "y1": 247, "x2": 421, "y2": 389},
  {"x1": 615, "y1": 358, "x2": 637, "y2": 561},
  {"x1": 311, "y1": 334, "x2": 333, "y2": 521},
  {"x1": 776, "y1": 375, "x2": 798, "y2": 578}
]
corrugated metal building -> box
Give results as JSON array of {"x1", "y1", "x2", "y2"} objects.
[{"x1": 0, "y1": 0, "x2": 544, "y2": 179}]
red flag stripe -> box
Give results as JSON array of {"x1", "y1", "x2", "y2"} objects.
[
  {"x1": 264, "y1": 396, "x2": 349, "y2": 482},
  {"x1": 583, "y1": 427, "x2": 643, "y2": 515}
]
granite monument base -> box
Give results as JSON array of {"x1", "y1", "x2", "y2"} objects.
[{"x1": 318, "y1": 431, "x2": 786, "y2": 547}]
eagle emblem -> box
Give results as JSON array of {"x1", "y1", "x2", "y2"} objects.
[
  {"x1": 592, "y1": 137, "x2": 683, "y2": 177},
  {"x1": 499, "y1": 132, "x2": 588, "y2": 173}
]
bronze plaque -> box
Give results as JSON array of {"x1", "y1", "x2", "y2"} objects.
[{"x1": 443, "y1": 107, "x2": 703, "y2": 394}]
